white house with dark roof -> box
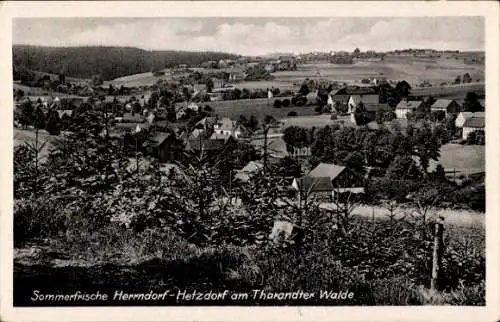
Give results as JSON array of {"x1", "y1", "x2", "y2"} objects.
[
  {"x1": 462, "y1": 117, "x2": 485, "y2": 140},
  {"x1": 347, "y1": 94, "x2": 380, "y2": 113},
  {"x1": 395, "y1": 100, "x2": 424, "y2": 119},
  {"x1": 234, "y1": 161, "x2": 264, "y2": 182},
  {"x1": 455, "y1": 112, "x2": 485, "y2": 128}
]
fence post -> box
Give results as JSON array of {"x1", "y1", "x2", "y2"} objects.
[{"x1": 430, "y1": 217, "x2": 445, "y2": 291}]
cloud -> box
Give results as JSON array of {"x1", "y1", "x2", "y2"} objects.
[{"x1": 13, "y1": 17, "x2": 484, "y2": 55}]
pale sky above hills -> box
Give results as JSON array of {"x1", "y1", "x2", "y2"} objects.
[{"x1": 13, "y1": 17, "x2": 484, "y2": 56}]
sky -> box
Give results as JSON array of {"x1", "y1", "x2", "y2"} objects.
[{"x1": 13, "y1": 17, "x2": 484, "y2": 56}]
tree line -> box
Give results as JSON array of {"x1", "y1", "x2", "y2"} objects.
[{"x1": 13, "y1": 45, "x2": 239, "y2": 81}]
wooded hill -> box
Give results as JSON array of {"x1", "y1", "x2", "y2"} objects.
[{"x1": 12, "y1": 45, "x2": 240, "y2": 81}]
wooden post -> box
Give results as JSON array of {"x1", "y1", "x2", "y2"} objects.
[{"x1": 431, "y1": 217, "x2": 445, "y2": 291}]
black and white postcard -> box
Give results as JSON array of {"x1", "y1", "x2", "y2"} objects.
[{"x1": 1, "y1": 1, "x2": 499, "y2": 322}]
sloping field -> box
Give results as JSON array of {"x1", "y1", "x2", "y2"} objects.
[
  {"x1": 428, "y1": 143, "x2": 485, "y2": 174},
  {"x1": 13, "y1": 128, "x2": 59, "y2": 161},
  {"x1": 279, "y1": 114, "x2": 337, "y2": 128},
  {"x1": 271, "y1": 57, "x2": 484, "y2": 88},
  {"x1": 103, "y1": 72, "x2": 173, "y2": 87},
  {"x1": 13, "y1": 83, "x2": 85, "y2": 99},
  {"x1": 207, "y1": 97, "x2": 317, "y2": 120},
  {"x1": 409, "y1": 82, "x2": 484, "y2": 98}
]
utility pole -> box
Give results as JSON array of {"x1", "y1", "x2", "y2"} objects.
[
  {"x1": 431, "y1": 217, "x2": 445, "y2": 291},
  {"x1": 263, "y1": 124, "x2": 269, "y2": 174}
]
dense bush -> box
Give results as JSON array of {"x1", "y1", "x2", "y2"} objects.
[{"x1": 273, "y1": 99, "x2": 282, "y2": 108}]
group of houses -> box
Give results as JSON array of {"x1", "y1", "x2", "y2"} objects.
[
  {"x1": 327, "y1": 86, "x2": 392, "y2": 123},
  {"x1": 326, "y1": 85, "x2": 485, "y2": 140}
]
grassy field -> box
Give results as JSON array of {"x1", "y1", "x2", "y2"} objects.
[
  {"x1": 428, "y1": 143, "x2": 485, "y2": 174},
  {"x1": 207, "y1": 97, "x2": 318, "y2": 121},
  {"x1": 279, "y1": 114, "x2": 337, "y2": 128},
  {"x1": 13, "y1": 83, "x2": 85, "y2": 99},
  {"x1": 103, "y1": 72, "x2": 174, "y2": 88},
  {"x1": 99, "y1": 55, "x2": 483, "y2": 93},
  {"x1": 409, "y1": 82, "x2": 484, "y2": 98},
  {"x1": 270, "y1": 57, "x2": 483, "y2": 89},
  {"x1": 13, "y1": 128, "x2": 59, "y2": 160}
]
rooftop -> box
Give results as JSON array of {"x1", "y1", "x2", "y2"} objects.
[
  {"x1": 463, "y1": 117, "x2": 485, "y2": 128},
  {"x1": 308, "y1": 163, "x2": 346, "y2": 180},
  {"x1": 396, "y1": 100, "x2": 423, "y2": 110},
  {"x1": 431, "y1": 99, "x2": 456, "y2": 109}
]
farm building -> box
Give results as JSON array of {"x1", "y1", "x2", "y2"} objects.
[
  {"x1": 347, "y1": 94, "x2": 380, "y2": 113},
  {"x1": 292, "y1": 163, "x2": 365, "y2": 200},
  {"x1": 212, "y1": 117, "x2": 247, "y2": 138},
  {"x1": 331, "y1": 86, "x2": 379, "y2": 113},
  {"x1": 462, "y1": 117, "x2": 485, "y2": 140},
  {"x1": 395, "y1": 100, "x2": 424, "y2": 119},
  {"x1": 350, "y1": 103, "x2": 392, "y2": 124},
  {"x1": 186, "y1": 138, "x2": 226, "y2": 156},
  {"x1": 234, "y1": 161, "x2": 264, "y2": 182},
  {"x1": 148, "y1": 132, "x2": 185, "y2": 163},
  {"x1": 431, "y1": 99, "x2": 460, "y2": 116},
  {"x1": 455, "y1": 112, "x2": 486, "y2": 128}
]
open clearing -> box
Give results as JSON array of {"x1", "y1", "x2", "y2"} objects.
[
  {"x1": 207, "y1": 97, "x2": 318, "y2": 120},
  {"x1": 270, "y1": 57, "x2": 483, "y2": 89},
  {"x1": 13, "y1": 83, "x2": 85, "y2": 100},
  {"x1": 13, "y1": 128, "x2": 59, "y2": 160},
  {"x1": 428, "y1": 143, "x2": 485, "y2": 174}
]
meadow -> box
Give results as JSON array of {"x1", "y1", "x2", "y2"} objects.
[
  {"x1": 269, "y1": 56, "x2": 483, "y2": 89},
  {"x1": 207, "y1": 97, "x2": 318, "y2": 121},
  {"x1": 428, "y1": 143, "x2": 485, "y2": 174},
  {"x1": 100, "y1": 54, "x2": 484, "y2": 93}
]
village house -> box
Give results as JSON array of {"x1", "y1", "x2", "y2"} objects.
[
  {"x1": 234, "y1": 161, "x2": 264, "y2": 182},
  {"x1": 329, "y1": 86, "x2": 379, "y2": 113},
  {"x1": 350, "y1": 103, "x2": 392, "y2": 124},
  {"x1": 430, "y1": 99, "x2": 461, "y2": 116},
  {"x1": 291, "y1": 163, "x2": 365, "y2": 201},
  {"x1": 462, "y1": 116, "x2": 485, "y2": 140},
  {"x1": 148, "y1": 132, "x2": 185, "y2": 163},
  {"x1": 211, "y1": 117, "x2": 247, "y2": 139},
  {"x1": 395, "y1": 100, "x2": 424, "y2": 119},
  {"x1": 455, "y1": 112, "x2": 486, "y2": 128},
  {"x1": 347, "y1": 94, "x2": 380, "y2": 113}
]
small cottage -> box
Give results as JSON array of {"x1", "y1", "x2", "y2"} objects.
[
  {"x1": 462, "y1": 117, "x2": 485, "y2": 140},
  {"x1": 431, "y1": 99, "x2": 460, "y2": 116},
  {"x1": 395, "y1": 100, "x2": 424, "y2": 119}
]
